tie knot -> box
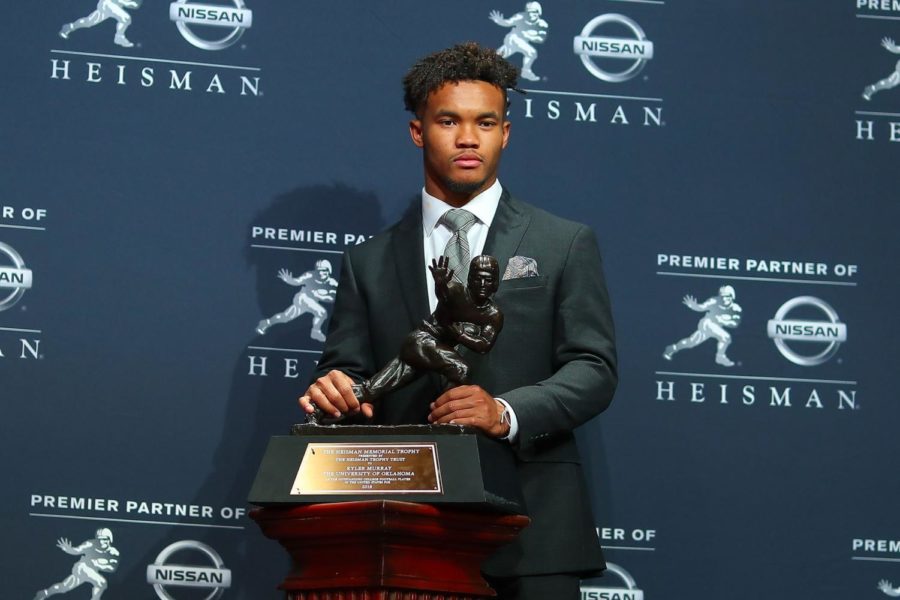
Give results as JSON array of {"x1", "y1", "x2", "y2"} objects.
[{"x1": 440, "y1": 209, "x2": 478, "y2": 233}]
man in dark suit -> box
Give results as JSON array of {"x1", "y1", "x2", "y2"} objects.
[{"x1": 299, "y1": 42, "x2": 617, "y2": 600}]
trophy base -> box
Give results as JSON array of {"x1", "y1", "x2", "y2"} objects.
[{"x1": 249, "y1": 424, "x2": 525, "y2": 514}]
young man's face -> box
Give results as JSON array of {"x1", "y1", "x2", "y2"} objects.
[{"x1": 409, "y1": 80, "x2": 511, "y2": 207}]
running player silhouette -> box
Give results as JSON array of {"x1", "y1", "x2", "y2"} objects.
[
  {"x1": 34, "y1": 529, "x2": 119, "y2": 600},
  {"x1": 59, "y1": 0, "x2": 140, "y2": 48},
  {"x1": 863, "y1": 37, "x2": 900, "y2": 100},
  {"x1": 256, "y1": 260, "x2": 338, "y2": 342},
  {"x1": 664, "y1": 285, "x2": 741, "y2": 367},
  {"x1": 490, "y1": 2, "x2": 549, "y2": 82}
]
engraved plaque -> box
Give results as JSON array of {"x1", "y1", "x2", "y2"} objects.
[{"x1": 291, "y1": 442, "x2": 443, "y2": 495}]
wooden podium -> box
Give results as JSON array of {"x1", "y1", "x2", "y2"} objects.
[
  {"x1": 249, "y1": 425, "x2": 529, "y2": 599},
  {"x1": 251, "y1": 500, "x2": 528, "y2": 599}
]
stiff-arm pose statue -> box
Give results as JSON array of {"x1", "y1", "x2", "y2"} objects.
[{"x1": 306, "y1": 255, "x2": 503, "y2": 424}]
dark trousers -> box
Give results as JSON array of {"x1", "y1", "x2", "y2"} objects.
[{"x1": 486, "y1": 574, "x2": 581, "y2": 600}]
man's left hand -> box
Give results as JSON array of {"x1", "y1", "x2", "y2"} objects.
[{"x1": 428, "y1": 385, "x2": 509, "y2": 438}]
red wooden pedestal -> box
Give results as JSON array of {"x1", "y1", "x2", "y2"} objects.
[{"x1": 251, "y1": 501, "x2": 529, "y2": 600}]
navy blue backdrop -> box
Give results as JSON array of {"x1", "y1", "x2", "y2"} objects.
[{"x1": 3, "y1": 1, "x2": 898, "y2": 599}]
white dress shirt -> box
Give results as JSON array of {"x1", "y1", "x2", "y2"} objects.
[
  {"x1": 421, "y1": 179, "x2": 502, "y2": 312},
  {"x1": 420, "y1": 179, "x2": 519, "y2": 441}
]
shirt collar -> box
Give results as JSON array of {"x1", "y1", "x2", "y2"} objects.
[{"x1": 421, "y1": 179, "x2": 503, "y2": 237}]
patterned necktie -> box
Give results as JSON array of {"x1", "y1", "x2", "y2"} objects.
[{"x1": 439, "y1": 208, "x2": 478, "y2": 283}]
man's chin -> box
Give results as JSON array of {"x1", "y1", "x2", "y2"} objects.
[{"x1": 444, "y1": 176, "x2": 488, "y2": 196}]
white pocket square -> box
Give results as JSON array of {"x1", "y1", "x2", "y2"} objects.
[{"x1": 503, "y1": 256, "x2": 539, "y2": 280}]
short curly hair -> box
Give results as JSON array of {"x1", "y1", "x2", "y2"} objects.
[{"x1": 402, "y1": 42, "x2": 519, "y2": 116}]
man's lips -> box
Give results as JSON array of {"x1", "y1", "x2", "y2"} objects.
[{"x1": 453, "y1": 154, "x2": 483, "y2": 168}]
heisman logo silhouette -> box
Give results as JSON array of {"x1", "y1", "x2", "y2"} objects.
[
  {"x1": 879, "y1": 579, "x2": 900, "y2": 597},
  {"x1": 489, "y1": 2, "x2": 549, "y2": 82},
  {"x1": 256, "y1": 259, "x2": 338, "y2": 342},
  {"x1": 59, "y1": 0, "x2": 142, "y2": 48},
  {"x1": 34, "y1": 528, "x2": 120, "y2": 600},
  {"x1": 862, "y1": 37, "x2": 900, "y2": 101},
  {"x1": 663, "y1": 285, "x2": 742, "y2": 367}
]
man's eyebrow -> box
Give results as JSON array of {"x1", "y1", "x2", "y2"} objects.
[{"x1": 431, "y1": 110, "x2": 500, "y2": 120}]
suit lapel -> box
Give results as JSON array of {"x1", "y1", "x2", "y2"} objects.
[
  {"x1": 482, "y1": 188, "x2": 531, "y2": 274},
  {"x1": 388, "y1": 189, "x2": 531, "y2": 396},
  {"x1": 388, "y1": 188, "x2": 532, "y2": 326},
  {"x1": 459, "y1": 189, "x2": 531, "y2": 368},
  {"x1": 391, "y1": 204, "x2": 446, "y2": 399},
  {"x1": 390, "y1": 207, "x2": 430, "y2": 330}
]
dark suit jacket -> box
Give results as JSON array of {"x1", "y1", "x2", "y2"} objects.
[{"x1": 313, "y1": 189, "x2": 618, "y2": 577}]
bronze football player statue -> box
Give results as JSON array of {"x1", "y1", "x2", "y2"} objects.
[{"x1": 307, "y1": 255, "x2": 503, "y2": 425}]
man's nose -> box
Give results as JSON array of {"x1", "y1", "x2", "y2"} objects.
[{"x1": 456, "y1": 123, "x2": 479, "y2": 147}]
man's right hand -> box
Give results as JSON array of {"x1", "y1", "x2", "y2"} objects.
[{"x1": 299, "y1": 370, "x2": 373, "y2": 419}]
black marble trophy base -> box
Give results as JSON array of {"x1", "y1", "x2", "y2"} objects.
[{"x1": 249, "y1": 424, "x2": 525, "y2": 514}]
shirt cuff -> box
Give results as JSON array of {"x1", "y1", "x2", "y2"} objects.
[{"x1": 494, "y1": 397, "x2": 519, "y2": 443}]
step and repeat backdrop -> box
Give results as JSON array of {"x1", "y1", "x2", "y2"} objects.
[{"x1": 2, "y1": 1, "x2": 898, "y2": 598}]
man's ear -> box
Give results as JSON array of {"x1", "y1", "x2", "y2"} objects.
[{"x1": 409, "y1": 119, "x2": 424, "y2": 148}]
